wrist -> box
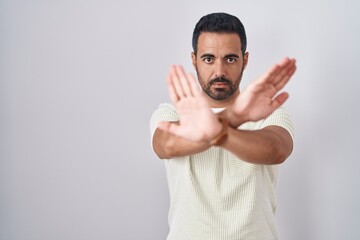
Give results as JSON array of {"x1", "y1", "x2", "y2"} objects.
[
  {"x1": 226, "y1": 108, "x2": 248, "y2": 128},
  {"x1": 209, "y1": 117, "x2": 229, "y2": 146},
  {"x1": 215, "y1": 107, "x2": 248, "y2": 129}
]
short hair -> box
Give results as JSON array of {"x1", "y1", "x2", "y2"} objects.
[{"x1": 192, "y1": 12, "x2": 247, "y2": 56}]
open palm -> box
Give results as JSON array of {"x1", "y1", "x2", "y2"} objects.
[
  {"x1": 230, "y1": 57, "x2": 296, "y2": 126},
  {"x1": 158, "y1": 65, "x2": 222, "y2": 142}
]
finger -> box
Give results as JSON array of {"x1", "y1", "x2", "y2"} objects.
[
  {"x1": 175, "y1": 65, "x2": 192, "y2": 97},
  {"x1": 166, "y1": 73, "x2": 179, "y2": 103},
  {"x1": 186, "y1": 73, "x2": 202, "y2": 97},
  {"x1": 271, "y1": 92, "x2": 289, "y2": 108},
  {"x1": 274, "y1": 64, "x2": 297, "y2": 90},
  {"x1": 273, "y1": 59, "x2": 296, "y2": 90},
  {"x1": 169, "y1": 65, "x2": 186, "y2": 98},
  {"x1": 278, "y1": 57, "x2": 291, "y2": 67},
  {"x1": 272, "y1": 58, "x2": 296, "y2": 87},
  {"x1": 256, "y1": 63, "x2": 282, "y2": 85},
  {"x1": 158, "y1": 121, "x2": 181, "y2": 136},
  {"x1": 263, "y1": 57, "x2": 292, "y2": 84},
  {"x1": 266, "y1": 58, "x2": 290, "y2": 83}
]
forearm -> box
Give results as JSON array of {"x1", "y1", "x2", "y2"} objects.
[
  {"x1": 218, "y1": 107, "x2": 248, "y2": 128},
  {"x1": 220, "y1": 125, "x2": 293, "y2": 164},
  {"x1": 152, "y1": 128, "x2": 211, "y2": 159}
]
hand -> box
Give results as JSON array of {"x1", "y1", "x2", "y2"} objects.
[
  {"x1": 228, "y1": 57, "x2": 297, "y2": 126},
  {"x1": 158, "y1": 65, "x2": 222, "y2": 142}
]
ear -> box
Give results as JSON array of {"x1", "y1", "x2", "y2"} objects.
[
  {"x1": 242, "y1": 52, "x2": 249, "y2": 70},
  {"x1": 191, "y1": 52, "x2": 197, "y2": 70}
]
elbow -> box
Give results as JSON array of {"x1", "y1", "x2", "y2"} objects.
[
  {"x1": 162, "y1": 138, "x2": 179, "y2": 159},
  {"x1": 152, "y1": 128, "x2": 177, "y2": 160},
  {"x1": 153, "y1": 138, "x2": 177, "y2": 160},
  {"x1": 273, "y1": 149, "x2": 287, "y2": 164},
  {"x1": 154, "y1": 146, "x2": 171, "y2": 160},
  {"x1": 271, "y1": 143, "x2": 293, "y2": 164},
  {"x1": 267, "y1": 129, "x2": 293, "y2": 165}
]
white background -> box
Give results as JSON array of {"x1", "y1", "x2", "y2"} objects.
[{"x1": 1, "y1": 0, "x2": 359, "y2": 239}]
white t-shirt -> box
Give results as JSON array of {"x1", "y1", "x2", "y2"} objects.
[{"x1": 150, "y1": 103, "x2": 294, "y2": 240}]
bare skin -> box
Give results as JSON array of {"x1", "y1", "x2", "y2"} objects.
[{"x1": 153, "y1": 32, "x2": 296, "y2": 164}]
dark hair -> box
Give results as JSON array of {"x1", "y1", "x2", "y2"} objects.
[{"x1": 192, "y1": 12, "x2": 247, "y2": 56}]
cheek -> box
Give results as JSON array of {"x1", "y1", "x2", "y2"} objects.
[
  {"x1": 197, "y1": 64, "x2": 213, "y2": 80},
  {"x1": 230, "y1": 64, "x2": 244, "y2": 77}
]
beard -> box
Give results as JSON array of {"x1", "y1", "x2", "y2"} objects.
[{"x1": 198, "y1": 72, "x2": 243, "y2": 101}]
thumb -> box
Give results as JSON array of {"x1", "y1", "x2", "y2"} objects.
[
  {"x1": 158, "y1": 121, "x2": 180, "y2": 135},
  {"x1": 272, "y1": 92, "x2": 289, "y2": 108}
]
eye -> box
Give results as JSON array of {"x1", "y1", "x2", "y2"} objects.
[
  {"x1": 203, "y1": 57, "x2": 214, "y2": 64},
  {"x1": 226, "y1": 58, "x2": 237, "y2": 63}
]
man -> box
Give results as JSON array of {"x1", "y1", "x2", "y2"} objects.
[{"x1": 150, "y1": 12, "x2": 296, "y2": 240}]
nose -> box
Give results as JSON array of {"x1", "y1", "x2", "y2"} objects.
[{"x1": 214, "y1": 60, "x2": 226, "y2": 78}]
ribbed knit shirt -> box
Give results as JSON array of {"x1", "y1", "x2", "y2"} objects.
[{"x1": 150, "y1": 103, "x2": 294, "y2": 240}]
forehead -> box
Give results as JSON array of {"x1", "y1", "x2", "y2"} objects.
[{"x1": 197, "y1": 32, "x2": 242, "y2": 54}]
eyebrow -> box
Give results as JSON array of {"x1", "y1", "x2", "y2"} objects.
[
  {"x1": 200, "y1": 53, "x2": 240, "y2": 59},
  {"x1": 200, "y1": 54, "x2": 215, "y2": 58},
  {"x1": 224, "y1": 54, "x2": 240, "y2": 59}
]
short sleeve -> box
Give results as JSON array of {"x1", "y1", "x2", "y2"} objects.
[
  {"x1": 239, "y1": 107, "x2": 294, "y2": 141},
  {"x1": 149, "y1": 103, "x2": 179, "y2": 140},
  {"x1": 260, "y1": 107, "x2": 295, "y2": 140}
]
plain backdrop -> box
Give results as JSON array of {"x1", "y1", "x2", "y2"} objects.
[{"x1": 1, "y1": 0, "x2": 360, "y2": 239}]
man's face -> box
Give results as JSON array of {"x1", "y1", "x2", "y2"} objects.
[{"x1": 192, "y1": 32, "x2": 248, "y2": 103}]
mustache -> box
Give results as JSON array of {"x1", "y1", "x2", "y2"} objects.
[{"x1": 209, "y1": 77, "x2": 231, "y2": 85}]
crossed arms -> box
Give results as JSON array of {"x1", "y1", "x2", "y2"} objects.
[{"x1": 152, "y1": 58, "x2": 296, "y2": 164}]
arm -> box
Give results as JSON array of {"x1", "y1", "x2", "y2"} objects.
[
  {"x1": 153, "y1": 115, "x2": 293, "y2": 164},
  {"x1": 221, "y1": 57, "x2": 296, "y2": 127},
  {"x1": 218, "y1": 58, "x2": 295, "y2": 164},
  {"x1": 152, "y1": 65, "x2": 220, "y2": 159},
  {"x1": 152, "y1": 124, "x2": 210, "y2": 159},
  {"x1": 156, "y1": 59, "x2": 296, "y2": 164},
  {"x1": 152, "y1": 110, "x2": 231, "y2": 159},
  {"x1": 221, "y1": 125, "x2": 293, "y2": 164}
]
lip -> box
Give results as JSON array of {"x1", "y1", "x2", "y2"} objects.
[{"x1": 212, "y1": 82, "x2": 228, "y2": 86}]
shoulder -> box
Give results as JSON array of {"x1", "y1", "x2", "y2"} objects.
[
  {"x1": 149, "y1": 103, "x2": 179, "y2": 136},
  {"x1": 157, "y1": 103, "x2": 176, "y2": 112},
  {"x1": 262, "y1": 107, "x2": 294, "y2": 138},
  {"x1": 240, "y1": 107, "x2": 294, "y2": 139},
  {"x1": 151, "y1": 103, "x2": 178, "y2": 120}
]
